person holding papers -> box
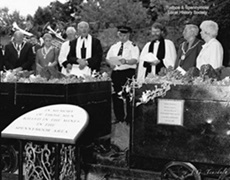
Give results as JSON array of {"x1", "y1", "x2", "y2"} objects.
[
  {"x1": 137, "y1": 22, "x2": 177, "y2": 81},
  {"x1": 174, "y1": 24, "x2": 204, "y2": 72},
  {"x1": 63, "y1": 21, "x2": 103, "y2": 77},
  {"x1": 106, "y1": 25, "x2": 140, "y2": 124}
]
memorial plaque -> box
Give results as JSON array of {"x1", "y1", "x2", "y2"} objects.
[
  {"x1": 1, "y1": 104, "x2": 89, "y2": 144},
  {"x1": 157, "y1": 99, "x2": 184, "y2": 126}
]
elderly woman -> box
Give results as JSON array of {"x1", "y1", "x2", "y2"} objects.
[
  {"x1": 174, "y1": 24, "x2": 204, "y2": 72},
  {"x1": 196, "y1": 20, "x2": 223, "y2": 69},
  {"x1": 35, "y1": 33, "x2": 59, "y2": 74}
]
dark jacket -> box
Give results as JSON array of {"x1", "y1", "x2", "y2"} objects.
[
  {"x1": 63, "y1": 36, "x2": 103, "y2": 72},
  {"x1": 174, "y1": 38, "x2": 204, "y2": 71},
  {"x1": 4, "y1": 41, "x2": 35, "y2": 70}
]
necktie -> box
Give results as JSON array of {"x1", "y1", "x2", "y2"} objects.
[
  {"x1": 16, "y1": 44, "x2": 21, "y2": 58},
  {"x1": 17, "y1": 44, "x2": 20, "y2": 51},
  {"x1": 117, "y1": 42, "x2": 123, "y2": 56},
  {"x1": 81, "y1": 40, "x2": 86, "y2": 59}
]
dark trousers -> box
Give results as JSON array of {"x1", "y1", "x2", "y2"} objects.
[{"x1": 111, "y1": 69, "x2": 135, "y2": 123}]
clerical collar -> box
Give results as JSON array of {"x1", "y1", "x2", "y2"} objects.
[{"x1": 80, "y1": 35, "x2": 88, "y2": 39}]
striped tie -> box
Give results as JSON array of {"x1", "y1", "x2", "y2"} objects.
[{"x1": 117, "y1": 42, "x2": 123, "y2": 56}]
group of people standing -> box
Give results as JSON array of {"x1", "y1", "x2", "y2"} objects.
[
  {"x1": 136, "y1": 20, "x2": 223, "y2": 81},
  {"x1": 0, "y1": 30, "x2": 58, "y2": 74},
  {"x1": 0, "y1": 20, "x2": 224, "y2": 124},
  {"x1": 0, "y1": 21, "x2": 103, "y2": 77},
  {"x1": 175, "y1": 20, "x2": 223, "y2": 71},
  {"x1": 107, "y1": 20, "x2": 224, "y2": 124}
]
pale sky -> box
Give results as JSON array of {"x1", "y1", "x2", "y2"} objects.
[{"x1": 0, "y1": 0, "x2": 68, "y2": 17}]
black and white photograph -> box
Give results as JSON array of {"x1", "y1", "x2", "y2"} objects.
[{"x1": 1, "y1": 0, "x2": 230, "y2": 179}]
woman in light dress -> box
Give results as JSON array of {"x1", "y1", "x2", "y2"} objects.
[{"x1": 35, "y1": 33, "x2": 59, "y2": 75}]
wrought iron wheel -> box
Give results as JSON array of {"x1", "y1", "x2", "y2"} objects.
[
  {"x1": 161, "y1": 161, "x2": 201, "y2": 180},
  {"x1": 1, "y1": 145, "x2": 18, "y2": 173}
]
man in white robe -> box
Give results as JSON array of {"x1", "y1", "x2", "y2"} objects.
[
  {"x1": 62, "y1": 21, "x2": 103, "y2": 77},
  {"x1": 137, "y1": 22, "x2": 177, "y2": 82},
  {"x1": 58, "y1": 26, "x2": 77, "y2": 75}
]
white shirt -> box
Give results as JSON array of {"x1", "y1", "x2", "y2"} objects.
[
  {"x1": 58, "y1": 40, "x2": 70, "y2": 67},
  {"x1": 58, "y1": 36, "x2": 93, "y2": 77},
  {"x1": 196, "y1": 38, "x2": 223, "y2": 69},
  {"x1": 137, "y1": 39, "x2": 177, "y2": 82},
  {"x1": 76, "y1": 35, "x2": 92, "y2": 59},
  {"x1": 69, "y1": 35, "x2": 92, "y2": 77},
  {"x1": 106, "y1": 40, "x2": 140, "y2": 71}
]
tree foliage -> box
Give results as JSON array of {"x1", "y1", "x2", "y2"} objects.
[
  {"x1": 0, "y1": 7, "x2": 26, "y2": 37},
  {"x1": 74, "y1": 0, "x2": 152, "y2": 51},
  {"x1": 34, "y1": 7, "x2": 53, "y2": 25},
  {"x1": 207, "y1": 0, "x2": 230, "y2": 66},
  {"x1": 79, "y1": 0, "x2": 150, "y2": 31},
  {"x1": 142, "y1": 0, "x2": 222, "y2": 47},
  {"x1": 208, "y1": 0, "x2": 230, "y2": 40}
]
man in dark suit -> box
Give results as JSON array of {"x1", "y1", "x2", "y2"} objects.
[
  {"x1": 61, "y1": 21, "x2": 103, "y2": 76},
  {"x1": 4, "y1": 30, "x2": 34, "y2": 72}
]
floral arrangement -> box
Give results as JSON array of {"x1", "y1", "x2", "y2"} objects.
[
  {"x1": 118, "y1": 64, "x2": 230, "y2": 107},
  {"x1": 119, "y1": 76, "x2": 171, "y2": 107},
  {"x1": 0, "y1": 69, "x2": 110, "y2": 83},
  {"x1": 136, "y1": 82, "x2": 171, "y2": 106}
]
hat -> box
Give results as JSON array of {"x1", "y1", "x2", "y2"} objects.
[{"x1": 117, "y1": 26, "x2": 132, "y2": 33}]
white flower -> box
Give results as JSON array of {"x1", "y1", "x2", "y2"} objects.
[
  {"x1": 139, "y1": 90, "x2": 151, "y2": 103},
  {"x1": 125, "y1": 85, "x2": 131, "y2": 93}
]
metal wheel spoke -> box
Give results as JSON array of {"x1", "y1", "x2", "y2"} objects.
[
  {"x1": 184, "y1": 172, "x2": 195, "y2": 179},
  {"x1": 167, "y1": 168, "x2": 183, "y2": 180},
  {"x1": 161, "y1": 161, "x2": 201, "y2": 180}
]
